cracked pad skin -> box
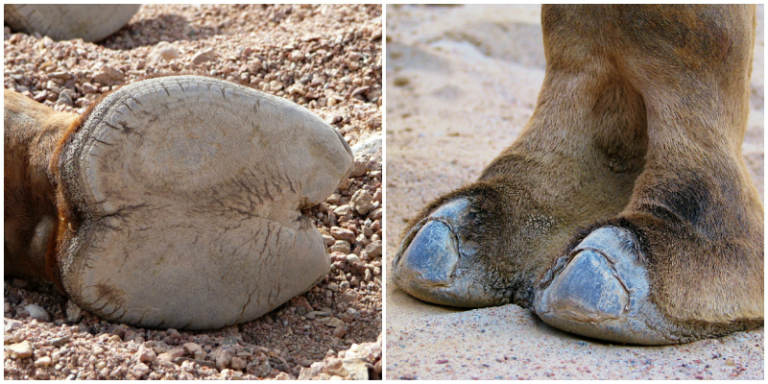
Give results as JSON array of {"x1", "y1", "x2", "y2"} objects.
[
  {"x1": 5, "y1": 76, "x2": 353, "y2": 330},
  {"x1": 392, "y1": 5, "x2": 763, "y2": 345}
]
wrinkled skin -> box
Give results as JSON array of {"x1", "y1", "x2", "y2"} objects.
[
  {"x1": 4, "y1": 76, "x2": 353, "y2": 330},
  {"x1": 392, "y1": 5, "x2": 763, "y2": 345}
]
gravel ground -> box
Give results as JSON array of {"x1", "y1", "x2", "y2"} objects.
[
  {"x1": 4, "y1": 4, "x2": 381, "y2": 380},
  {"x1": 385, "y1": 4, "x2": 764, "y2": 380}
]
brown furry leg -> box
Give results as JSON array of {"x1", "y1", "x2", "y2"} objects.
[
  {"x1": 392, "y1": 7, "x2": 650, "y2": 308},
  {"x1": 4, "y1": 89, "x2": 76, "y2": 288},
  {"x1": 535, "y1": 5, "x2": 763, "y2": 344}
]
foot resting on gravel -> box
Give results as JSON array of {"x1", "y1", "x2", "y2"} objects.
[{"x1": 4, "y1": 75, "x2": 353, "y2": 330}]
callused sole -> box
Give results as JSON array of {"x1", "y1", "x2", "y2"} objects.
[{"x1": 55, "y1": 76, "x2": 353, "y2": 330}]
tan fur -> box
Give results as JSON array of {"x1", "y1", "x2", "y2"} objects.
[
  {"x1": 4, "y1": 89, "x2": 77, "y2": 289},
  {"x1": 539, "y1": 5, "x2": 763, "y2": 325},
  {"x1": 402, "y1": 5, "x2": 762, "y2": 335}
]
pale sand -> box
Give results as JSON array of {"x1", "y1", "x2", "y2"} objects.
[{"x1": 385, "y1": 5, "x2": 764, "y2": 380}]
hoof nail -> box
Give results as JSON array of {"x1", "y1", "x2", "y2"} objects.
[
  {"x1": 534, "y1": 226, "x2": 675, "y2": 345},
  {"x1": 393, "y1": 198, "x2": 505, "y2": 307},
  {"x1": 537, "y1": 249, "x2": 629, "y2": 321}
]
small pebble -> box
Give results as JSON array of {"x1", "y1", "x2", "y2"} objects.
[
  {"x1": 342, "y1": 289, "x2": 359, "y2": 304},
  {"x1": 158, "y1": 347, "x2": 185, "y2": 361},
  {"x1": 333, "y1": 205, "x2": 352, "y2": 216},
  {"x1": 290, "y1": 50, "x2": 304, "y2": 62},
  {"x1": 5, "y1": 319, "x2": 23, "y2": 332},
  {"x1": 330, "y1": 240, "x2": 352, "y2": 254},
  {"x1": 35, "y1": 356, "x2": 52, "y2": 368},
  {"x1": 92, "y1": 64, "x2": 124, "y2": 86},
  {"x1": 333, "y1": 326, "x2": 347, "y2": 338},
  {"x1": 7, "y1": 341, "x2": 33, "y2": 359},
  {"x1": 130, "y1": 363, "x2": 150, "y2": 378},
  {"x1": 24, "y1": 304, "x2": 50, "y2": 322},
  {"x1": 137, "y1": 345, "x2": 157, "y2": 363},
  {"x1": 49, "y1": 336, "x2": 70, "y2": 347},
  {"x1": 65, "y1": 301, "x2": 82, "y2": 322},
  {"x1": 346, "y1": 254, "x2": 362, "y2": 266},
  {"x1": 147, "y1": 41, "x2": 180, "y2": 65},
  {"x1": 331, "y1": 227, "x2": 356, "y2": 243},
  {"x1": 191, "y1": 48, "x2": 217, "y2": 65},
  {"x1": 365, "y1": 241, "x2": 382, "y2": 258},
  {"x1": 231, "y1": 356, "x2": 247, "y2": 370},
  {"x1": 214, "y1": 346, "x2": 235, "y2": 370}
]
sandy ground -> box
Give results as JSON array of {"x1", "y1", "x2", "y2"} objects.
[
  {"x1": 5, "y1": 4, "x2": 381, "y2": 379},
  {"x1": 385, "y1": 5, "x2": 764, "y2": 380}
]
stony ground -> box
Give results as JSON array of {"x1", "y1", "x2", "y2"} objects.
[
  {"x1": 386, "y1": 4, "x2": 763, "y2": 380},
  {"x1": 4, "y1": 4, "x2": 381, "y2": 380}
]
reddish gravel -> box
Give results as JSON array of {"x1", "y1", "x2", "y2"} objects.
[{"x1": 5, "y1": 4, "x2": 381, "y2": 380}]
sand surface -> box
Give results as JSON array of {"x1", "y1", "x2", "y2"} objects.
[{"x1": 385, "y1": 5, "x2": 764, "y2": 380}]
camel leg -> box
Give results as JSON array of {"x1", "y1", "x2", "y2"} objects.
[
  {"x1": 535, "y1": 5, "x2": 763, "y2": 344},
  {"x1": 4, "y1": 89, "x2": 76, "y2": 288},
  {"x1": 392, "y1": 6, "x2": 649, "y2": 308}
]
